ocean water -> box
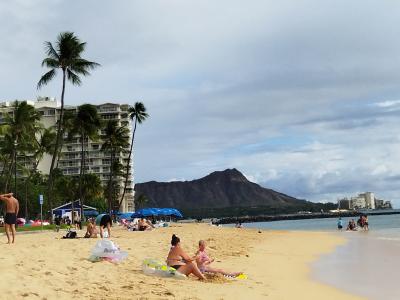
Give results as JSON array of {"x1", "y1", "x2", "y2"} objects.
[
  {"x1": 225, "y1": 214, "x2": 400, "y2": 231},
  {"x1": 227, "y1": 214, "x2": 400, "y2": 300}
]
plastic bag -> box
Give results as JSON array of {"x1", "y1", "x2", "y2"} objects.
[{"x1": 90, "y1": 240, "x2": 128, "y2": 263}]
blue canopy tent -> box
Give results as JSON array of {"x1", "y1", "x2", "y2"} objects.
[
  {"x1": 131, "y1": 208, "x2": 183, "y2": 219},
  {"x1": 51, "y1": 200, "x2": 98, "y2": 217},
  {"x1": 118, "y1": 212, "x2": 135, "y2": 220}
]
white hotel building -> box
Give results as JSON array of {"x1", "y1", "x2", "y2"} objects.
[{"x1": 0, "y1": 97, "x2": 134, "y2": 212}]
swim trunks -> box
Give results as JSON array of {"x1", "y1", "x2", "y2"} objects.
[
  {"x1": 100, "y1": 214, "x2": 112, "y2": 228},
  {"x1": 5, "y1": 213, "x2": 16, "y2": 225}
]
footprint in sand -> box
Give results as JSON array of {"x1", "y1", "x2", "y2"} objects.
[{"x1": 121, "y1": 285, "x2": 134, "y2": 290}]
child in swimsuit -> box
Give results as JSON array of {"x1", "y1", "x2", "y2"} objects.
[{"x1": 195, "y1": 240, "x2": 242, "y2": 277}]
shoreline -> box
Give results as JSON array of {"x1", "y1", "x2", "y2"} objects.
[
  {"x1": 215, "y1": 209, "x2": 400, "y2": 225},
  {"x1": 313, "y1": 230, "x2": 400, "y2": 300},
  {"x1": 0, "y1": 224, "x2": 364, "y2": 299}
]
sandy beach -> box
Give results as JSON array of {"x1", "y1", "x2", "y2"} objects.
[{"x1": 0, "y1": 224, "x2": 364, "y2": 300}]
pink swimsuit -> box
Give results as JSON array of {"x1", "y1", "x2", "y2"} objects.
[{"x1": 198, "y1": 250, "x2": 210, "y2": 272}]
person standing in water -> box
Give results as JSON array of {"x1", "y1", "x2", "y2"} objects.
[
  {"x1": 337, "y1": 217, "x2": 343, "y2": 230},
  {"x1": 0, "y1": 193, "x2": 19, "y2": 244}
]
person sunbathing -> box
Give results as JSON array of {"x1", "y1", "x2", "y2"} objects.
[
  {"x1": 138, "y1": 218, "x2": 154, "y2": 231},
  {"x1": 84, "y1": 218, "x2": 98, "y2": 238},
  {"x1": 166, "y1": 234, "x2": 206, "y2": 280},
  {"x1": 195, "y1": 240, "x2": 242, "y2": 277}
]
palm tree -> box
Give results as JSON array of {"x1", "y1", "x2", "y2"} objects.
[
  {"x1": 37, "y1": 32, "x2": 100, "y2": 218},
  {"x1": 69, "y1": 104, "x2": 102, "y2": 218},
  {"x1": 134, "y1": 194, "x2": 148, "y2": 210},
  {"x1": 119, "y1": 102, "x2": 148, "y2": 210},
  {"x1": 1, "y1": 101, "x2": 41, "y2": 192},
  {"x1": 101, "y1": 120, "x2": 129, "y2": 213}
]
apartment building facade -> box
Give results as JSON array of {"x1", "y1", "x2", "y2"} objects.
[{"x1": 0, "y1": 97, "x2": 134, "y2": 212}]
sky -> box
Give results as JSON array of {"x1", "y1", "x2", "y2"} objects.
[{"x1": 1, "y1": 0, "x2": 400, "y2": 206}]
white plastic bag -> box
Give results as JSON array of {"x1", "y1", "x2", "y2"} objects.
[{"x1": 90, "y1": 240, "x2": 128, "y2": 263}]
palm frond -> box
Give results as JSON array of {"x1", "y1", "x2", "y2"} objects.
[
  {"x1": 44, "y1": 41, "x2": 60, "y2": 60},
  {"x1": 129, "y1": 102, "x2": 149, "y2": 123},
  {"x1": 68, "y1": 65, "x2": 90, "y2": 76},
  {"x1": 66, "y1": 69, "x2": 82, "y2": 86},
  {"x1": 72, "y1": 58, "x2": 100, "y2": 70},
  {"x1": 37, "y1": 69, "x2": 57, "y2": 89},
  {"x1": 41, "y1": 58, "x2": 60, "y2": 68}
]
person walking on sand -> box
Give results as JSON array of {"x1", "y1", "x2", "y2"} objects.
[{"x1": 0, "y1": 193, "x2": 19, "y2": 244}]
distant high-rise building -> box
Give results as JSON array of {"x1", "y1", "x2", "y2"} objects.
[
  {"x1": 338, "y1": 192, "x2": 392, "y2": 210},
  {"x1": 363, "y1": 192, "x2": 375, "y2": 209},
  {"x1": 0, "y1": 97, "x2": 134, "y2": 212}
]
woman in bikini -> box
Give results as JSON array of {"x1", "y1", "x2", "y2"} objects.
[
  {"x1": 166, "y1": 234, "x2": 206, "y2": 280},
  {"x1": 84, "y1": 218, "x2": 98, "y2": 238},
  {"x1": 195, "y1": 240, "x2": 242, "y2": 277}
]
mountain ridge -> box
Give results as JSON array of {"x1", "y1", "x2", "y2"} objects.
[{"x1": 134, "y1": 168, "x2": 310, "y2": 213}]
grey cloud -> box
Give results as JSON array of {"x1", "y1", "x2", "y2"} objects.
[{"x1": 1, "y1": 1, "x2": 400, "y2": 207}]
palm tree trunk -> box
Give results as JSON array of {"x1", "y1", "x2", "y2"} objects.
[
  {"x1": 24, "y1": 157, "x2": 40, "y2": 219},
  {"x1": 55, "y1": 132, "x2": 65, "y2": 168},
  {"x1": 47, "y1": 69, "x2": 66, "y2": 223},
  {"x1": 4, "y1": 151, "x2": 15, "y2": 192},
  {"x1": 79, "y1": 131, "x2": 85, "y2": 221},
  {"x1": 24, "y1": 178, "x2": 28, "y2": 219},
  {"x1": 0, "y1": 155, "x2": 9, "y2": 178},
  {"x1": 1, "y1": 155, "x2": 11, "y2": 192},
  {"x1": 118, "y1": 118, "x2": 137, "y2": 210},
  {"x1": 108, "y1": 149, "x2": 114, "y2": 214}
]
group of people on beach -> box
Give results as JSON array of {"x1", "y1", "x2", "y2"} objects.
[
  {"x1": 166, "y1": 234, "x2": 242, "y2": 280},
  {"x1": 337, "y1": 215, "x2": 369, "y2": 231},
  {"x1": 0, "y1": 192, "x2": 239, "y2": 281}
]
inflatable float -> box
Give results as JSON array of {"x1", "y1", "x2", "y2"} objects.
[{"x1": 142, "y1": 259, "x2": 187, "y2": 280}]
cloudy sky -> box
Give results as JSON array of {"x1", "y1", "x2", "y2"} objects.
[{"x1": 1, "y1": 0, "x2": 400, "y2": 206}]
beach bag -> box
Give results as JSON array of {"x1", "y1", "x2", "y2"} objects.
[{"x1": 63, "y1": 231, "x2": 77, "y2": 239}]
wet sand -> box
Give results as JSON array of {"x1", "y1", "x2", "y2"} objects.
[
  {"x1": 0, "y1": 224, "x2": 363, "y2": 299},
  {"x1": 314, "y1": 231, "x2": 400, "y2": 300}
]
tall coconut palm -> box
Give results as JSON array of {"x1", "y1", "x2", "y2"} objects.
[
  {"x1": 1, "y1": 101, "x2": 41, "y2": 192},
  {"x1": 101, "y1": 120, "x2": 129, "y2": 213},
  {"x1": 118, "y1": 102, "x2": 148, "y2": 210},
  {"x1": 37, "y1": 32, "x2": 100, "y2": 218},
  {"x1": 69, "y1": 104, "x2": 102, "y2": 218}
]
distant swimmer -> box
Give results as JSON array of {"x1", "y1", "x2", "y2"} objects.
[
  {"x1": 0, "y1": 193, "x2": 19, "y2": 244},
  {"x1": 337, "y1": 217, "x2": 343, "y2": 230},
  {"x1": 346, "y1": 219, "x2": 357, "y2": 231}
]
